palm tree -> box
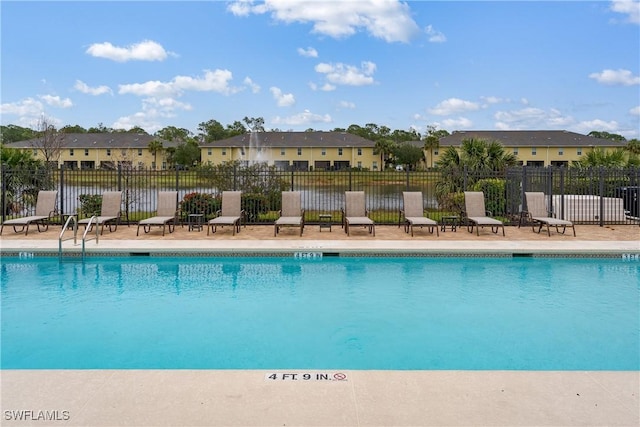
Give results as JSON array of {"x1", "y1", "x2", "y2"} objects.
[
  {"x1": 423, "y1": 126, "x2": 449, "y2": 168},
  {"x1": 147, "y1": 139, "x2": 164, "y2": 170},
  {"x1": 373, "y1": 138, "x2": 395, "y2": 170}
]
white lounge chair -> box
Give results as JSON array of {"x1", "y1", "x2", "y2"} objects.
[
  {"x1": 342, "y1": 191, "x2": 375, "y2": 236},
  {"x1": 400, "y1": 191, "x2": 439, "y2": 237},
  {"x1": 463, "y1": 191, "x2": 505, "y2": 236},
  {"x1": 274, "y1": 191, "x2": 304, "y2": 236},
  {"x1": 523, "y1": 192, "x2": 576, "y2": 236},
  {"x1": 207, "y1": 191, "x2": 243, "y2": 235},
  {"x1": 137, "y1": 191, "x2": 178, "y2": 236},
  {"x1": 0, "y1": 190, "x2": 58, "y2": 235},
  {"x1": 78, "y1": 191, "x2": 122, "y2": 235}
]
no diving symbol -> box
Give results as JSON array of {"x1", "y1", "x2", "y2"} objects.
[{"x1": 333, "y1": 372, "x2": 347, "y2": 381}]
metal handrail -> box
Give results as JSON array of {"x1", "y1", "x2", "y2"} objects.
[
  {"x1": 81, "y1": 216, "x2": 99, "y2": 259},
  {"x1": 58, "y1": 214, "x2": 78, "y2": 258}
]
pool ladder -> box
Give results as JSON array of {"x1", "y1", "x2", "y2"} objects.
[{"x1": 59, "y1": 215, "x2": 99, "y2": 259}]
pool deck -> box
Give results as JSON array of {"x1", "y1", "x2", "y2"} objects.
[{"x1": 1, "y1": 224, "x2": 639, "y2": 426}]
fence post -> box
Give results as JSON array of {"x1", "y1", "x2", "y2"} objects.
[
  {"x1": 405, "y1": 168, "x2": 410, "y2": 190},
  {"x1": 558, "y1": 167, "x2": 565, "y2": 220},
  {"x1": 233, "y1": 164, "x2": 238, "y2": 191},
  {"x1": 290, "y1": 170, "x2": 294, "y2": 191},
  {"x1": 59, "y1": 167, "x2": 65, "y2": 220},
  {"x1": 463, "y1": 165, "x2": 468, "y2": 190},
  {"x1": 117, "y1": 163, "x2": 122, "y2": 191},
  {"x1": 348, "y1": 169, "x2": 352, "y2": 191},
  {"x1": 175, "y1": 167, "x2": 179, "y2": 192},
  {"x1": 0, "y1": 164, "x2": 6, "y2": 223},
  {"x1": 599, "y1": 167, "x2": 605, "y2": 227}
]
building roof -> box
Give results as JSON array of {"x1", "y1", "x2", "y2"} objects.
[
  {"x1": 202, "y1": 131, "x2": 375, "y2": 148},
  {"x1": 439, "y1": 130, "x2": 625, "y2": 148},
  {"x1": 6, "y1": 133, "x2": 177, "y2": 149}
]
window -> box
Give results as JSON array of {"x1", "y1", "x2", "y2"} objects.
[
  {"x1": 321, "y1": 148, "x2": 326, "y2": 156},
  {"x1": 513, "y1": 148, "x2": 518, "y2": 155},
  {"x1": 33, "y1": 149, "x2": 37, "y2": 156},
  {"x1": 577, "y1": 148, "x2": 582, "y2": 156},
  {"x1": 281, "y1": 148, "x2": 286, "y2": 156},
  {"x1": 106, "y1": 149, "x2": 111, "y2": 156},
  {"x1": 207, "y1": 148, "x2": 212, "y2": 156},
  {"x1": 240, "y1": 149, "x2": 245, "y2": 155},
  {"x1": 357, "y1": 148, "x2": 362, "y2": 156},
  {"x1": 69, "y1": 149, "x2": 74, "y2": 156},
  {"x1": 121, "y1": 149, "x2": 126, "y2": 156},
  {"x1": 434, "y1": 149, "x2": 439, "y2": 155},
  {"x1": 338, "y1": 148, "x2": 343, "y2": 156},
  {"x1": 222, "y1": 149, "x2": 226, "y2": 156},
  {"x1": 84, "y1": 149, "x2": 89, "y2": 156},
  {"x1": 373, "y1": 161, "x2": 378, "y2": 170},
  {"x1": 558, "y1": 148, "x2": 563, "y2": 156},
  {"x1": 162, "y1": 162, "x2": 167, "y2": 170},
  {"x1": 357, "y1": 161, "x2": 362, "y2": 168},
  {"x1": 138, "y1": 149, "x2": 142, "y2": 156},
  {"x1": 297, "y1": 148, "x2": 302, "y2": 156},
  {"x1": 531, "y1": 147, "x2": 537, "y2": 156}
]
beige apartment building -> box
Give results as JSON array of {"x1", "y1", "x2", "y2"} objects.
[
  {"x1": 6, "y1": 133, "x2": 178, "y2": 170},
  {"x1": 201, "y1": 131, "x2": 379, "y2": 170},
  {"x1": 435, "y1": 130, "x2": 626, "y2": 167}
]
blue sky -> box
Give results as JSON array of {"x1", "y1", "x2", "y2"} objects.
[{"x1": 1, "y1": 0, "x2": 639, "y2": 139}]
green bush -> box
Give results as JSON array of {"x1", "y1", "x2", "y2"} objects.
[
  {"x1": 180, "y1": 192, "x2": 220, "y2": 217},
  {"x1": 471, "y1": 178, "x2": 506, "y2": 215},
  {"x1": 79, "y1": 194, "x2": 102, "y2": 216},
  {"x1": 242, "y1": 193, "x2": 269, "y2": 222}
]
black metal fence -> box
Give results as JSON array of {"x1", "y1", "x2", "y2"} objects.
[{"x1": 2, "y1": 164, "x2": 639, "y2": 226}]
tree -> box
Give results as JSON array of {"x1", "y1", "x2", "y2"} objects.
[
  {"x1": 373, "y1": 138, "x2": 396, "y2": 170},
  {"x1": 87, "y1": 123, "x2": 112, "y2": 133},
  {"x1": 147, "y1": 139, "x2": 164, "y2": 170},
  {"x1": 59, "y1": 124, "x2": 87, "y2": 133},
  {"x1": 392, "y1": 143, "x2": 424, "y2": 169},
  {"x1": 156, "y1": 126, "x2": 192, "y2": 142},
  {"x1": 588, "y1": 131, "x2": 626, "y2": 142},
  {"x1": 31, "y1": 116, "x2": 63, "y2": 166},
  {"x1": 0, "y1": 125, "x2": 35, "y2": 144},
  {"x1": 173, "y1": 141, "x2": 201, "y2": 167},
  {"x1": 573, "y1": 147, "x2": 630, "y2": 168},
  {"x1": 243, "y1": 116, "x2": 265, "y2": 132},
  {"x1": 623, "y1": 139, "x2": 640, "y2": 155},
  {"x1": 226, "y1": 121, "x2": 247, "y2": 137},
  {"x1": 197, "y1": 119, "x2": 227, "y2": 143},
  {"x1": 423, "y1": 126, "x2": 449, "y2": 168},
  {"x1": 124, "y1": 126, "x2": 148, "y2": 135}
]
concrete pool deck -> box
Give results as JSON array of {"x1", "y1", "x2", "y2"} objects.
[{"x1": 1, "y1": 224, "x2": 639, "y2": 426}]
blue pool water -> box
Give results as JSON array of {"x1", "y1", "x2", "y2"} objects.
[{"x1": 1, "y1": 256, "x2": 638, "y2": 370}]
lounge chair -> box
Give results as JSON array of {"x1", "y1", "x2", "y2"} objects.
[
  {"x1": 207, "y1": 191, "x2": 243, "y2": 235},
  {"x1": 78, "y1": 191, "x2": 122, "y2": 235},
  {"x1": 463, "y1": 191, "x2": 505, "y2": 236},
  {"x1": 274, "y1": 191, "x2": 304, "y2": 236},
  {"x1": 136, "y1": 191, "x2": 178, "y2": 236},
  {"x1": 523, "y1": 192, "x2": 576, "y2": 236},
  {"x1": 342, "y1": 191, "x2": 375, "y2": 236},
  {"x1": 400, "y1": 191, "x2": 439, "y2": 237},
  {"x1": 0, "y1": 190, "x2": 58, "y2": 236}
]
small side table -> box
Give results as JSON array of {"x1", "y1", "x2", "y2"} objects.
[
  {"x1": 188, "y1": 214, "x2": 204, "y2": 232},
  {"x1": 319, "y1": 214, "x2": 332, "y2": 232},
  {"x1": 440, "y1": 215, "x2": 459, "y2": 232},
  {"x1": 61, "y1": 212, "x2": 78, "y2": 226}
]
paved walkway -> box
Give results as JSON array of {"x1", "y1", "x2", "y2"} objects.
[{"x1": 1, "y1": 224, "x2": 639, "y2": 426}]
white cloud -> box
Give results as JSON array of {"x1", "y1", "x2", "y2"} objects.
[
  {"x1": 572, "y1": 119, "x2": 620, "y2": 134},
  {"x1": 493, "y1": 107, "x2": 575, "y2": 130},
  {"x1": 610, "y1": 0, "x2": 640, "y2": 24},
  {"x1": 297, "y1": 47, "x2": 318, "y2": 57},
  {"x1": 40, "y1": 95, "x2": 73, "y2": 108},
  {"x1": 440, "y1": 117, "x2": 473, "y2": 129},
  {"x1": 111, "y1": 97, "x2": 192, "y2": 134},
  {"x1": 338, "y1": 100, "x2": 356, "y2": 109},
  {"x1": 424, "y1": 25, "x2": 446, "y2": 43},
  {"x1": 0, "y1": 97, "x2": 44, "y2": 116},
  {"x1": 428, "y1": 98, "x2": 480, "y2": 115},
  {"x1": 86, "y1": 40, "x2": 172, "y2": 62},
  {"x1": 630, "y1": 106, "x2": 640, "y2": 116},
  {"x1": 589, "y1": 69, "x2": 640, "y2": 86},
  {"x1": 74, "y1": 80, "x2": 113, "y2": 96},
  {"x1": 119, "y1": 69, "x2": 239, "y2": 97},
  {"x1": 480, "y1": 96, "x2": 505, "y2": 106},
  {"x1": 244, "y1": 77, "x2": 261, "y2": 93},
  {"x1": 227, "y1": 0, "x2": 420, "y2": 43},
  {"x1": 272, "y1": 109, "x2": 332, "y2": 126},
  {"x1": 270, "y1": 87, "x2": 296, "y2": 107},
  {"x1": 315, "y1": 61, "x2": 376, "y2": 86}
]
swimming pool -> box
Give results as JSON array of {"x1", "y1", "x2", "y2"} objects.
[{"x1": 1, "y1": 256, "x2": 638, "y2": 370}]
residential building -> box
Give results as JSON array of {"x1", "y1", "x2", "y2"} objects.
[
  {"x1": 436, "y1": 130, "x2": 627, "y2": 167},
  {"x1": 201, "y1": 131, "x2": 379, "y2": 170},
  {"x1": 6, "y1": 133, "x2": 177, "y2": 170}
]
